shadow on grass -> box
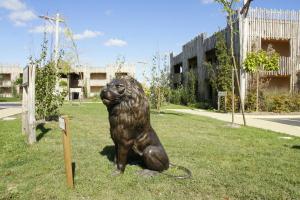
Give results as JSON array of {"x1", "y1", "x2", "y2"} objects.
[
  {"x1": 291, "y1": 145, "x2": 300, "y2": 150},
  {"x1": 150, "y1": 111, "x2": 184, "y2": 116},
  {"x1": 99, "y1": 145, "x2": 143, "y2": 166},
  {"x1": 72, "y1": 162, "x2": 76, "y2": 184},
  {"x1": 36, "y1": 123, "x2": 51, "y2": 141},
  {"x1": 100, "y1": 145, "x2": 115, "y2": 163}
]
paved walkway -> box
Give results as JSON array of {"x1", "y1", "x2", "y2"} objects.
[
  {"x1": 0, "y1": 107, "x2": 22, "y2": 119},
  {"x1": 0, "y1": 102, "x2": 21, "y2": 109},
  {"x1": 167, "y1": 109, "x2": 300, "y2": 137}
]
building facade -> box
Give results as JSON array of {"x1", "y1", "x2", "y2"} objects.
[
  {"x1": 66, "y1": 63, "x2": 135, "y2": 100},
  {"x1": 0, "y1": 63, "x2": 135, "y2": 99},
  {"x1": 170, "y1": 8, "x2": 300, "y2": 104},
  {"x1": 0, "y1": 64, "x2": 22, "y2": 97}
]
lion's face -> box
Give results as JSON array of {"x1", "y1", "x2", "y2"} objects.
[{"x1": 100, "y1": 78, "x2": 127, "y2": 106}]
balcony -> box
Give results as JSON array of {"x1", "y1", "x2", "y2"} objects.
[
  {"x1": 263, "y1": 56, "x2": 292, "y2": 76},
  {"x1": 0, "y1": 80, "x2": 12, "y2": 87},
  {"x1": 90, "y1": 79, "x2": 107, "y2": 86},
  {"x1": 78, "y1": 80, "x2": 84, "y2": 87}
]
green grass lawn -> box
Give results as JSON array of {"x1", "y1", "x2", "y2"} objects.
[
  {"x1": 0, "y1": 97, "x2": 21, "y2": 102},
  {"x1": 0, "y1": 103, "x2": 300, "y2": 200}
]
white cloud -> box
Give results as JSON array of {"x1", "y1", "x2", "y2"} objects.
[
  {"x1": 0, "y1": 0, "x2": 36, "y2": 26},
  {"x1": 201, "y1": 0, "x2": 214, "y2": 4},
  {"x1": 73, "y1": 30, "x2": 104, "y2": 40},
  {"x1": 0, "y1": 0, "x2": 25, "y2": 11},
  {"x1": 9, "y1": 10, "x2": 36, "y2": 26},
  {"x1": 104, "y1": 38, "x2": 127, "y2": 47}
]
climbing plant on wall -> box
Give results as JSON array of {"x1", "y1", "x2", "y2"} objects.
[{"x1": 207, "y1": 31, "x2": 232, "y2": 93}]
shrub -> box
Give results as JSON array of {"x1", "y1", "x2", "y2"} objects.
[
  {"x1": 186, "y1": 71, "x2": 197, "y2": 104},
  {"x1": 36, "y1": 61, "x2": 67, "y2": 120},
  {"x1": 270, "y1": 94, "x2": 290, "y2": 113},
  {"x1": 291, "y1": 94, "x2": 300, "y2": 111},
  {"x1": 170, "y1": 86, "x2": 183, "y2": 105},
  {"x1": 226, "y1": 93, "x2": 239, "y2": 112},
  {"x1": 245, "y1": 91, "x2": 300, "y2": 113},
  {"x1": 34, "y1": 38, "x2": 67, "y2": 120},
  {"x1": 245, "y1": 92, "x2": 256, "y2": 112},
  {"x1": 59, "y1": 80, "x2": 68, "y2": 87}
]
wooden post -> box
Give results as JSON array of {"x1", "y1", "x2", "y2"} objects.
[
  {"x1": 22, "y1": 86, "x2": 28, "y2": 135},
  {"x1": 59, "y1": 116, "x2": 74, "y2": 188},
  {"x1": 21, "y1": 65, "x2": 36, "y2": 144},
  {"x1": 22, "y1": 66, "x2": 28, "y2": 135},
  {"x1": 27, "y1": 64, "x2": 36, "y2": 144},
  {"x1": 225, "y1": 95, "x2": 227, "y2": 112},
  {"x1": 256, "y1": 71, "x2": 259, "y2": 112},
  {"x1": 232, "y1": 68, "x2": 235, "y2": 125},
  {"x1": 217, "y1": 96, "x2": 220, "y2": 111}
]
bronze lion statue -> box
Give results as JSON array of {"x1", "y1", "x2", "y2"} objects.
[{"x1": 100, "y1": 76, "x2": 169, "y2": 174}]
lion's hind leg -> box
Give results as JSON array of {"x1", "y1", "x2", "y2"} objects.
[{"x1": 143, "y1": 145, "x2": 169, "y2": 172}]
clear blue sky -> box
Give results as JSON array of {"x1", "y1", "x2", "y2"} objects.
[{"x1": 0, "y1": 0, "x2": 299, "y2": 81}]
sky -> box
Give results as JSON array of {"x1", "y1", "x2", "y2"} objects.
[{"x1": 0, "y1": 0, "x2": 300, "y2": 81}]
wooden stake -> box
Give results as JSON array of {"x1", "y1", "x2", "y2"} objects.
[
  {"x1": 27, "y1": 64, "x2": 36, "y2": 144},
  {"x1": 60, "y1": 116, "x2": 74, "y2": 188},
  {"x1": 232, "y1": 68, "x2": 235, "y2": 125},
  {"x1": 21, "y1": 65, "x2": 36, "y2": 144}
]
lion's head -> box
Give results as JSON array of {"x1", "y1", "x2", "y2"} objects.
[{"x1": 100, "y1": 76, "x2": 145, "y2": 108}]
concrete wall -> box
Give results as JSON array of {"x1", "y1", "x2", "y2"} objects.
[
  {"x1": 0, "y1": 65, "x2": 22, "y2": 97},
  {"x1": 0, "y1": 63, "x2": 135, "y2": 99}
]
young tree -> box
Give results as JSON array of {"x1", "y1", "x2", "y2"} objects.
[
  {"x1": 215, "y1": 0, "x2": 247, "y2": 126},
  {"x1": 244, "y1": 45, "x2": 280, "y2": 111},
  {"x1": 149, "y1": 52, "x2": 170, "y2": 112},
  {"x1": 34, "y1": 36, "x2": 67, "y2": 120}
]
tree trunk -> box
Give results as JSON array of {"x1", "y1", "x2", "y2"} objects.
[
  {"x1": 232, "y1": 68, "x2": 235, "y2": 124},
  {"x1": 256, "y1": 71, "x2": 259, "y2": 112}
]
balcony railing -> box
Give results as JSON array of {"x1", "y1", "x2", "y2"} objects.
[
  {"x1": 263, "y1": 56, "x2": 292, "y2": 76},
  {"x1": 90, "y1": 79, "x2": 107, "y2": 86},
  {"x1": 0, "y1": 93, "x2": 12, "y2": 98}
]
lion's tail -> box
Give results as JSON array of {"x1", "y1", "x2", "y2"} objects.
[{"x1": 161, "y1": 163, "x2": 192, "y2": 179}]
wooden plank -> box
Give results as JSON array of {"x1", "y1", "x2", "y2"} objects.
[
  {"x1": 27, "y1": 64, "x2": 36, "y2": 144},
  {"x1": 21, "y1": 86, "x2": 28, "y2": 135},
  {"x1": 60, "y1": 116, "x2": 74, "y2": 188}
]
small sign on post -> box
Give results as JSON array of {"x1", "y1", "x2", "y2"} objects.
[{"x1": 59, "y1": 116, "x2": 74, "y2": 188}]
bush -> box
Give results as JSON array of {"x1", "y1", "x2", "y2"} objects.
[
  {"x1": 291, "y1": 94, "x2": 300, "y2": 111},
  {"x1": 33, "y1": 37, "x2": 67, "y2": 120},
  {"x1": 269, "y1": 94, "x2": 291, "y2": 113},
  {"x1": 245, "y1": 90, "x2": 266, "y2": 112},
  {"x1": 59, "y1": 80, "x2": 68, "y2": 87},
  {"x1": 245, "y1": 91, "x2": 300, "y2": 113},
  {"x1": 170, "y1": 86, "x2": 183, "y2": 105},
  {"x1": 226, "y1": 93, "x2": 239, "y2": 112},
  {"x1": 245, "y1": 92, "x2": 256, "y2": 111},
  {"x1": 36, "y1": 61, "x2": 67, "y2": 120}
]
